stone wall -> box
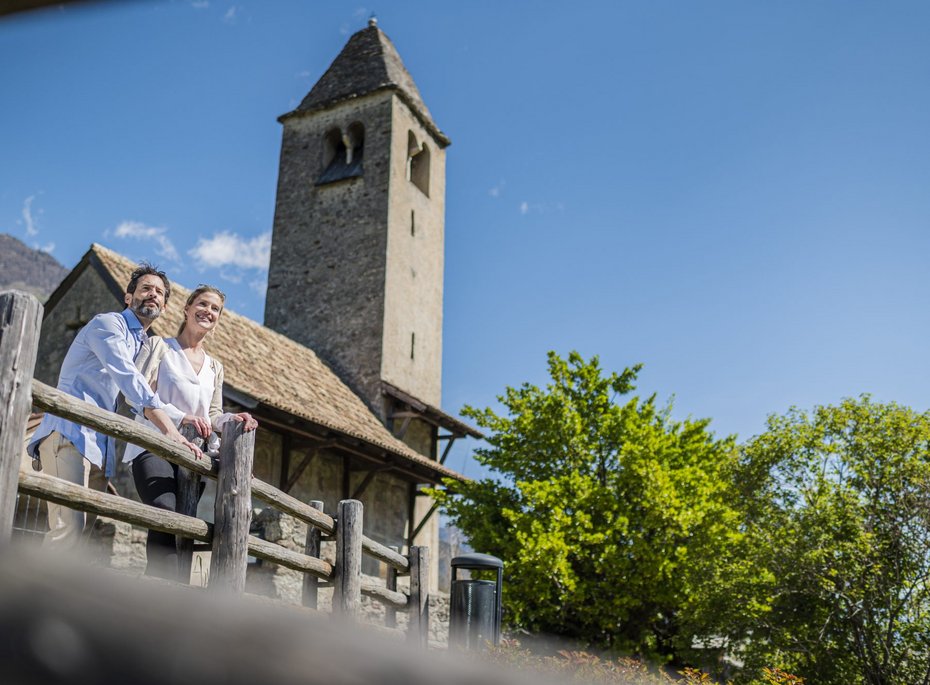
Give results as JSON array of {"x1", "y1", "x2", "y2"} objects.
[{"x1": 380, "y1": 94, "x2": 446, "y2": 408}]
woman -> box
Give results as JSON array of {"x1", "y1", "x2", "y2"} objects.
[{"x1": 125, "y1": 285, "x2": 258, "y2": 580}]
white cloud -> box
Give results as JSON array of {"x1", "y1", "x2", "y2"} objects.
[
  {"x1": 223, "y1": 6, "x2": 238, "y2": 23},
  {"x1": 518, "y1": 200, "x2": 565, "y2": 216},
  {"x1": 219, "y1": 270, "x2": 242, "y2": 284},
  {"x1": 489, "y1": 180, "x2": 505, "y2": 198},
  {"x1": 191, "y1": 1, "x2": 209, "y2": 8},
  {"x1": 353, "y1": 7, "x2": 369, "y2": 19},
  {"x1": 112, "y1": 220, "x2": 179, "y2": 261},
  {"x1": 35, "y1": 242, "x2": 55, "y2": 254},
  {"x1": 22, "y1": 195, "x2": 40, "y2": 236},
  {"x1": 249, "y1": 277, "x2": 268, "y2": 297},
  {"x1": 188, "y1": 231, "x2": 271, "y2": 270}
]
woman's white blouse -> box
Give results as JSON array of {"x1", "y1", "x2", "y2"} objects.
[{"x1": 124, "y1": 338, "x2": 233, "y2": 462}]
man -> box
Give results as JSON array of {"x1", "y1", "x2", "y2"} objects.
[{"x1": 28, "y1": 263, "x2": 205, "y2": 547}]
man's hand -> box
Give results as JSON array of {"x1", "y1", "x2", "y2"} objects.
[{"x1": 143, "y1": 407, "x2": 204, "y2": 460}]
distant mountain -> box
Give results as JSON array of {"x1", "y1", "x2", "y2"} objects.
[{"x1": 0, "y1": 233, "x2": 69, "y2": 301}]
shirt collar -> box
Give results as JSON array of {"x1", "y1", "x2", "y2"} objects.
[
  {"x1": 120, "y1": 307, "x2": 145, "y2": 331},
  {"x1": 120, "y1": 308, "x2": 147, "y2": 341}
]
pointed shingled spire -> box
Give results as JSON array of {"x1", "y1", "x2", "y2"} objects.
[{"x1": 283, "y1": 23, "x2": 450, "y2": 147}]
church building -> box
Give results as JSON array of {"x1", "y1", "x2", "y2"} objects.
[{"x1": 31, "y1": 20, "x2": 478, "y2": 596}]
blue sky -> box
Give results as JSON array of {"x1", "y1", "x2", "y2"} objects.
[{"x1": 3, "y1": 1, "x2": 930, "y2": 477}]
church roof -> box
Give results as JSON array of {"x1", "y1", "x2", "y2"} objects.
[
  {"x1": 58, "y1": 244, "x2": 466, "y2": 484},
  {"x1": 283, "y1": 22, "x2": 450, "y2": 148}
]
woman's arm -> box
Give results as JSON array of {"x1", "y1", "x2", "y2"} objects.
[{"x1": 210, "y1": 360, "x2": 257, "y2": 433}]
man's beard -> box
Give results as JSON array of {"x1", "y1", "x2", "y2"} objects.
[{"x1": 132, "y1": 298, "x2": 162, "y2": 321}]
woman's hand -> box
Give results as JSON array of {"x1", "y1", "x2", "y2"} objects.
[
  {"x1": 232, "y1": 412, "x2": 258, "y2": 432},
  {"x1": 181, "y1": 414, "x2": 211, "y2": 438}
]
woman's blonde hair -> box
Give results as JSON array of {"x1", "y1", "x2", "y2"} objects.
[{"x1": 177, "y1": 285, "x2": 226, "y2": 336}]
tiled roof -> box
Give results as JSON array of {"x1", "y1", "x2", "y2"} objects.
[
  {"x1": 283, "y1": 23, "x2": 450, "y2": 148},
  {"x1": 89, "y1": 244, "x2": 465, "y2": 483}
]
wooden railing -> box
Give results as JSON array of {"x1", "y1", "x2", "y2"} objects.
[{"x1": 0, "y1": 291, "x2": 430, "y2": 645}]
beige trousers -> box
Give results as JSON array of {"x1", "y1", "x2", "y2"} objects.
[{"x1": 38, "y1": 431, "x2": 108, "y2": 548}]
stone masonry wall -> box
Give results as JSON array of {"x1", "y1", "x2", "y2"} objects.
[{"x1": 264, "y1": 91, "x2": 395, "y2": 421}]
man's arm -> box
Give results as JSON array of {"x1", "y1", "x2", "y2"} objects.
[
  {"x1": 83, "y1": 314, "x2": 202, "y2": 456},
  {"x1": 83, "y1": 314, "x2": 166, "y2": 413}
]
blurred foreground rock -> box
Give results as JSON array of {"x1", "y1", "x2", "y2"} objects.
[{"x1": 0, "y1": 547, "x2": 543, "y2": 685}]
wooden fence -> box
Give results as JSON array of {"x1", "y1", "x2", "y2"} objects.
[{"x1": 0, "y1": 291, "x2": 431, "y2": 645}]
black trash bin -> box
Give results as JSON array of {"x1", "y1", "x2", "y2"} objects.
[{"x1": 449, "y1": 553, "x2": 503, "y2": 650}]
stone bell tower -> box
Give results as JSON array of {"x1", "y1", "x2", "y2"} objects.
[{"x1": 264, "y1": 20, "x2": 450, "y2": 448}]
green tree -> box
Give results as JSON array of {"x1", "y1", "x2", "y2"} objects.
[
  {"x1": 695, "y1": 397, "x2": 930, "y2": 684},
  {"x1": 436, "y1": 351, "x2": 739, "y2": 661}
]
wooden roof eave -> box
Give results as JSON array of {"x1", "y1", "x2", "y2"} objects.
[
  {"x1": 227, "y1": 391, "x2": 466, "y2": 486},
  {"x1": 382, "y1": 381, "x2": 483, "y2": 439}
]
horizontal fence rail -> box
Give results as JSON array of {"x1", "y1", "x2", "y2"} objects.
[
  {"x1": 1, "y1": 288, "x2": 431, "y2": 647},
  {"x1": 31, "y1": 379, "x2": 412, "y2": 575}
]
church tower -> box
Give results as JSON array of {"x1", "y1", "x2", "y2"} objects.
[{"x1": 264, "y1": 20, "x2": 450, "y2": 453}]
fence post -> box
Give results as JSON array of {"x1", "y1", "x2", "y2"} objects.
[
  {"x1": 176, "y1": 424, "x2": 204, "y2": 583},
  {"x1": 0, "y1": 291, "x2": 43, "y2": 544},
  {"x1": 209, "y1": 420, "x2": 254, "y2": 594},
  {"x1": 408, "y1": 545, "x2": 430, "y2": 648},
  {"x1": 333, "y1": 499, "x2": 362, "y2": 619},
  {"x1": 302, "y1": 499, "x2": 324, "y2": 609},
  {"x1": 385, "y1": 545, "x2": 399, "y2": 629}
]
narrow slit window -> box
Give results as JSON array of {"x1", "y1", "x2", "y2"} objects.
[
  {"x1": 410, "y1": 332, "x2": 415, "y2": 360},
  {"x1": 411, "y1": 210, "x2": 415, "y2": 236}
]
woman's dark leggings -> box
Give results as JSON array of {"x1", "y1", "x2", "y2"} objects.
[{"x1": 132, "y1": 451, "x2": 181, "y2": 580}]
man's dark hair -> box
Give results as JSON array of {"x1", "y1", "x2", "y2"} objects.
[{"x1": 126, "y1": 263, "x2": 171, "y2": 303}]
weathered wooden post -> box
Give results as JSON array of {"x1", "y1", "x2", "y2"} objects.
[
  {"x1": 385, "y1": 545, "x2": 399, "y2": 629},
  {"x1": 302, "y1": 499, "x2": 324, "y2": 609},
  {"x1": 333, "y1": 498, "x2": 362, "y2": 619},
  {"x1": 0, "y1": 291, "x2": 42, "y2": 544},
  {"x1": 176, "y1": 423, "x2": 205, "y2": 583},
  {"x1": 408, "y1": 545, "x2": 430, "y2": 648},
  {"x1": 209, "y1": 420, "x2": 254, "y2": 594}
]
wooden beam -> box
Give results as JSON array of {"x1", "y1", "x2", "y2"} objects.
[
  {"x1": 334, "y1": 499, "x2": 363, "y2": 619},
  {"x1": 302, "y1": 500, "x2": 325, "y2": 609},
  {"x1": 210, "y1": 421, "x2": 254, "y2": 595},
  {"x1": 29, "y1": 381, "x2": 409, "y2": 572},
  {"x1": 410, "y1": 501, "x2": 440, "y2": 543},
  {"x1": 0, "y1": 291, "x2": 42, "y2": 544},
  {"x1": 408, "y1": 546, "x2": 430, "y2": 649},
  {"x1": 255, "y1": 412, "x2": 465, "y2": 485},
  {"x1": 439, "y1": 435, "x2": 456, "y2": 465},
  {"x1": 360, "y1": 581, "x2": 407, "y2": 609},
  {"x1": 18, "y1": 471, "x2": 211, "y2": 542},
  {"x1": 406, "y1": 481, "x2": 417, "y2": 548},
  {"x1": 385, "y1": 545, "x2": 400, "y2": 628},
  {"x1": 350, "y1": 465, "x2": 393, "y2": 500},
  {"x1": 284, "y1": 447, "x2": 316, "y2": 494},
  {"x1": 394, "y1": 415, "x2": 412, "y2": 440},
  {"x1": 390, "y1": 411, "x2": 420, "y2": 420},
  {"x1": 278, "y1": 432, "x2": 291, "y2": 492}
]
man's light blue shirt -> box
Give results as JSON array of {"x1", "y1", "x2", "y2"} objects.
[{"x1": 29, "y1": 309, "x2": 170, "y2": 477}]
